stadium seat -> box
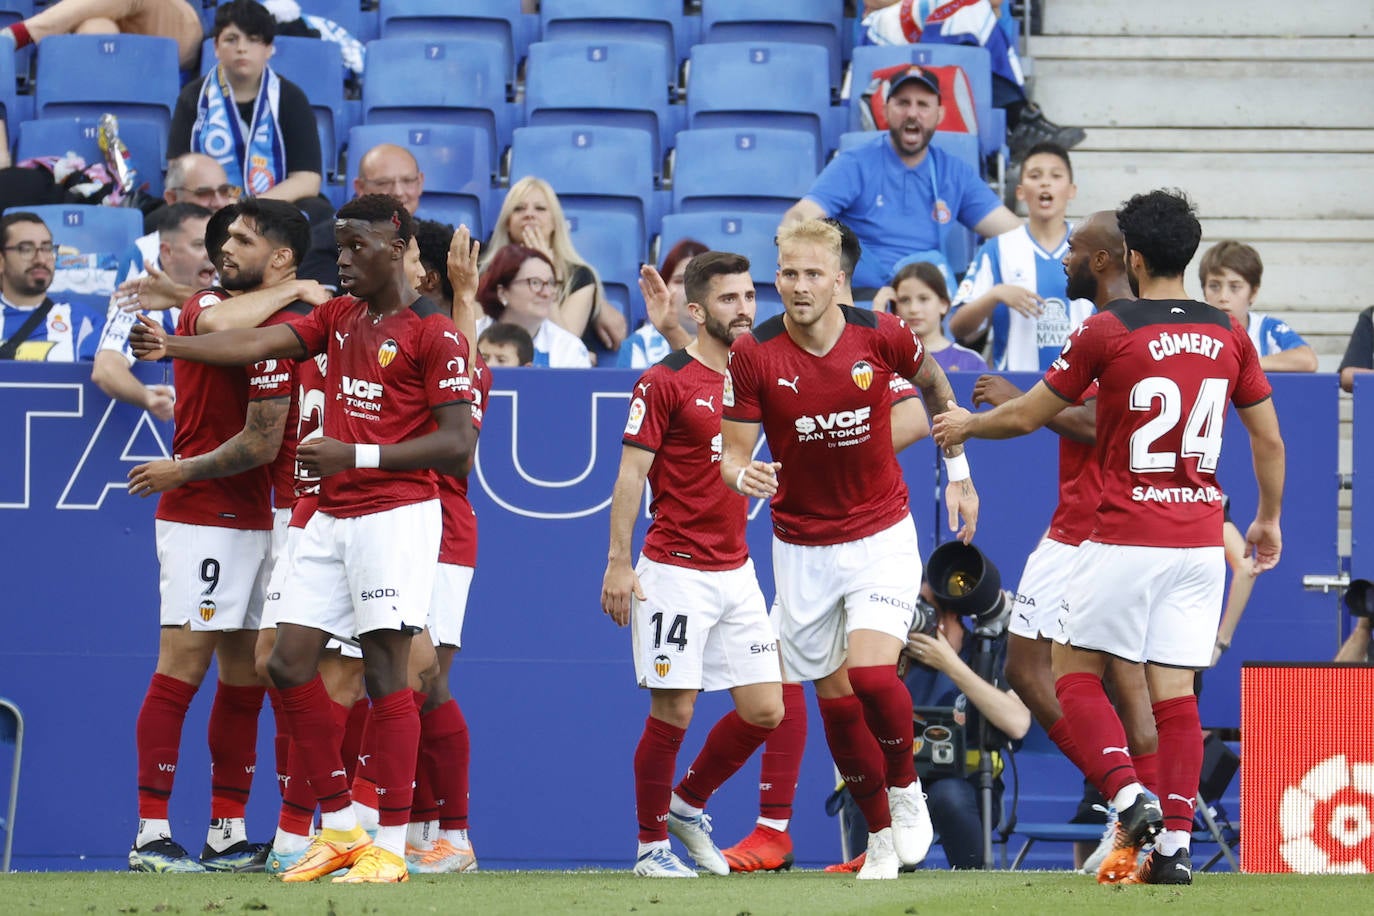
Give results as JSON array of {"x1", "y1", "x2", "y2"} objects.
[
  {"x1": 15, "y1": 118, "x2": 168, "y2": 196},
  {"x1": 658, "y1": 210, "x2": 783, "y2": 320},
  {"x1": 508, "y1": 125, "x2": 657, "y2": 257},
  {"x1": 671, "y1": 128, "x2": 816, "y2": 217},
  {"x1": 699, "y1": 0, "x2": 843, "y2": 91},
  {"x1": 6, "y1": 205, "x2": 143, "y2": 258},
  {"x1": 539, "y1": 0, "x2": 688, "y2": 89},
  {"x1": 379, "y1": 0, "x2": 525, "y2": 91},
  {"x1": 564, "y1": 210, "x2": 642, "y2": 327},
  {"x1": 287, "y1": 0, "x2": 377, "y2": 44},
  {"x1": 361, "y1": 37, "x2": 514, "y2": 166},
  {"x1": 0, "y1": 697, "x2": 23, "y2": 874},
  {"x1": 344, "y1": 124, "x2": 493, "y2": 239},
  {"x1": 35, "y1": 35, "x2": 180, "y2": 135},
  {"x1": 0, "y1": 50, "x2": 31, "y2": 133},
  {"x1": 686, "y1": 43, "x2": 840, "y2": 157},
  {"x1": 524, "y1": 39, "x2": 675, "y2": 170}
]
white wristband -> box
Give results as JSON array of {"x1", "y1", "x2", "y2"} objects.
[
  {"x1": 735, "y1": 466, "x2": 749, "y2": 493},
  {"x1": 355, "y1": 443, "x2": 381, "y2": 469},
  {"x1": 944, "y1": 452, "x2": 971, "y2": 482}
]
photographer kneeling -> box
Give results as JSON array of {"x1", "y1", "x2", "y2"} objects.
[{"x1": 831, "y1": 543, "x2": 1031, "y2": 870}]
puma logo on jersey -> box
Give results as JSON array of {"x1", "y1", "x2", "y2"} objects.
[
  {"x1": 357, "y1": 754, "x2": 372, "y2": 766},
  {"x1": 335, "y1": 330, "x2": 349, "y2": 349},
  {"x1": 443, "y1": 330, "x2": 463, "y2": 349},
  {"x1": 777, "y1": 375, "x2": 800, "y2": 393},
  {"x1": 695, "y1": 396, "x2": 715, "y2": 412},
  {"x1": 1101, "y1": 746, "x2": 1130, "y2": 756},
  {"x1": 1168, "y1": 793, "x2": 1195, "y2": 807},
  {"x1": 637, "y1": 381, "x2": 651, "y2": 396}
]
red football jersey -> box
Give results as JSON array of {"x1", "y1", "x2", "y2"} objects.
[
  {"x1": 438, "y1": 353, "x2": 491, "y2": 567},
  {"x1": 1048, "y1": 382, "x2": 1099, "y2": 546},
  {"x1": 262, "y1": 301, "x2": 314, "y2": 510},
  {"x1": 624, "y1": 349, "x2": 749, "y2": 569},
  {"x1": 1042, "y1": 299, "x2": 1271, "y2": 547},
  {"x1": 724, "y1": 306, "x2": 926, "y2": 546},
  {"x1": 288, "y1": 295, "x2": 474, "y2": 519},
  {"x1": 157, "y1": 289, "x2": 292, "y2": 530}
]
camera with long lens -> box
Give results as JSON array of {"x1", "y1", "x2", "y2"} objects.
[
  {"x1": 1348, "y1": 579, "x2": 1373, "y2": 620},
  {"x1": 925, "y1": 541, "x2": 1012, "y2": 639}
]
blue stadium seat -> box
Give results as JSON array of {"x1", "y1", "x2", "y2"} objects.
[
  {"x1": 15, "y1": 118, "x2": 168, "y2": 196},
  {"x1": 344, "y1": 123, "x2": 493, "y2": 239},
  {"x1": 540, "y1": 0, "x2": 688, "y2": 88},
  {"x1": 362, "y1": 37, "x2": 514, "y2": 166},
  {"x1": 35, "y1": 35, "x2": 180, "y2": 135},
  {"x1": 379, "y1": 0, "x2": 524, "y2": 90},
  {"x1": 671, "y1": 128, "x2": 816, "y2": 218},
  {"x1": 658, "y1": 210, "x2": 783, "y2": 321},
  {"x1": 0, "y1": 48, "x2": 31, "y2": 127},
  {"x1": 850, "y1": 43, "x2": 1006, "y2": 162},
  {"x1": 564, "y1": 210, "x2": 642, "y2": 327},
  {"x1": 524, "y1": 39, "x2": 674, "y2": 170},
  {"x1": 686, "y1": 43, "x2": 839, "y2": 157},
  {"x1": 699, "y1": 0, "x2": 843, "y2": 91},
  {"x1": 509, "y1": 125, "x2": 657, "y2": 257},
  {"x1": 9, "y1": 205, "x2": 143, "y2": 257},
  {"x1": 288, "y1": 0, "x2": 377, "y2": 43}
]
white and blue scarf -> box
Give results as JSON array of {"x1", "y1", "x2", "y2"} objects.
[{"x1": 190, "y1": 64, "x2": 286, "y2": 195}]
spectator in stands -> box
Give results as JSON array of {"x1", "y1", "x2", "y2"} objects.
[
  {"x1": 947, "y1": 142, "x2": 1092, "y2": 371},
  {"x1": 781, "y1": 65, "x2": 1018, "y2": 300},
  {"x1": 414, "y1": 219, "x2": 455, "y2": 315},
  {"x1": 475, "y1": 244, "x2": 591, "y2": 368},
  {"x1": 889, "y1": 261, "x2": 986, "y2": 373},
  {"x1": 1339, "y1": 306, "x2": 1374, "y2": 393},
  {"x1": 858, "y1": 0, "x2": 1084, "y2": 162},
  {"x1": 92, "y1": 203, "x2": 213, "y2": 419},
  {"x1": 483, "y1": 176, "x2": 627, "y2": 351},
  {"x1": 0, "y1": 0, "x2": 204, "y2": 69},
  {"x1": 169, "y1": 0, "x2": 323, "y2": 206},
  {"x1": 617, "y1": 239, "x2": 707, "y2": 368},
  {"x1": 0, "y1": 211, "x2": 104, "y2": 361},
  {"x1": 477, "y1": 323, "x2": 534, "y2": 368},
  {"x1": 1200, "y1": 240, "x2": 1318, "y2": 373}
]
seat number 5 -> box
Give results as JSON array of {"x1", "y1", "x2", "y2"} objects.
[{"x1": 1129, "y1": 376, "x2": 1227, "y2": 473}]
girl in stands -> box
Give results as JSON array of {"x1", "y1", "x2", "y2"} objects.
[{"x1": 889, "y1": 260, "x2": 987, "y2": 374}]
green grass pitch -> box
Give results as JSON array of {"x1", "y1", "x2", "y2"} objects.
[{"x1": 7, "y1": 870, "x2": 1374, "y2": 915}]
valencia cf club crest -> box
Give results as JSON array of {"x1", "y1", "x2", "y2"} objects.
[
  {"x1": 851, "y1": 360, "x2": 874, "y2": 391},
  {"x1": 377, "y1": 339, "x2": 398, "y2": 368},
  {"x1": 199, "y1": 599, "x2": 216, "y2": 622},
  {"x1": 654, "y1": 654, "x2": 671, "y2": 678}
]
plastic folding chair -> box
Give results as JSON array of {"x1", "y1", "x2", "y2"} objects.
[
  {"x1": 15, "y1": 117, "x2": 167, "y2": 195},
  {"x1": 540, "y1": 0, "x2": 688, "y2": 87},
  {"x1": 670, "y1": 128, "x2": 817, "y2": 217},
  {"x1": 379, "y1": 0, "x2": 525, "y2": 90},
  {"x1": 5, "y1": 205, "x2": 143, "y2": 257},
  {"x1": 35, "y1": 35, "x2": 180, "y2": 135},
  {"x1": 699, "y1": 0, "x2": 843, "y2": 91}
]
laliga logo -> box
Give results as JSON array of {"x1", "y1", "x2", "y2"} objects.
[{"x1": 1279, "y1": 754, "x2": 1374, "y2": 873}]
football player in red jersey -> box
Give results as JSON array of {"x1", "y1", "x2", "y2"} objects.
[
  {"x1": 933, "y1": 189, "x2": 1285, "y2": 886},
  {"x1": 603, "y1": 252, "x2": 783, "y2": 878},
  {"x1": 131, "y1": 194, "x2": 478, "y2": 885},
  {"x1": 124, "y1": 199, "x2": 313, "y2": 874},
  {"x1": 719, "y1": 218, "x2": 979, "y2": 880}
]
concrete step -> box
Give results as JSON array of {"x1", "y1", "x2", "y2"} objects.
[
  {"x1": 1043, "y1": 0, "x2": 1374, "y2": 38},
  {"x1": 1028, "y1": 35, "x2": 1374, "y2": 61},
  {"x1": 1069, "y1": 151, "x2": 1374, "y2": 220},
  {"x1": 1032, "y1": 59, "x2": 1374, "y2": 129},
  {"x1": 1075, "y1": 128, "x2": 1374, "y2": 154}
]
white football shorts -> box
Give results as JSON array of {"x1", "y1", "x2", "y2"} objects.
[
  {"x1": 771, "y1": 514, "x2": 922, "y2": 682},
  {"x1": 1063, "y1": 541, "x2": 1224, "y2": 668},
  {"x1": 631, "y1": 556, "x2": 781, "y2": 692},
  {"x1": 156, "y1": 520, "x2": 270, "y2": 631},
  {"x1": 428, "y1": 562, "x2": 474, "y2": 648},
  {"x1": 1009, "y1": 536, "x2": 1079, "y2": 643}
]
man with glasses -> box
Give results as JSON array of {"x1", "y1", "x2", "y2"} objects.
[{"x1": 0, "y1": 212, "x2": 104, "y2": 361}]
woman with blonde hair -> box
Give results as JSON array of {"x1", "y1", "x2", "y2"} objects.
[{"x1": 482, "y1": 176, "x2": 627, "y2": 351}]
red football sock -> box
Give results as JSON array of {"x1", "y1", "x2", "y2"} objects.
[
  {"x1": 846, "y1": 665, "x2": 916, "y2": 788},
  {"x1": 267, "y1": 688, "x2": 291, "y2": 799},
  {"x1": 9, "y1": 23, "x2": 32, "y2": 49},
  {"x1": 351, "y1": 705, "x2": 378, "y2": 806},
  {"x1": 370, "y1": 689, "x2": 421, "y2": 827},
  {"x1": 817, "y1": 694, "x2": 891, "y2": 832},
  {"x1": 340, "y1": 698, "x2": 368, "y2": 784},
  {"x1": 1152, "y1": 696, "x2": 1204, "y2": 832},
  {"x1": 208, "y1": 682, "x2": 265, "y2": 819},
  {"x1": 422, "y1": 699, "x2": 471, "y2": 831},
  {"x1": 279, "y1": 675, "x2": 351, "y2": 814},
  {"x1": 1054, "y1": 672, "x2": 1138, "y2": 800},
  {"x1": 759, "y1": 683, "x2": 807, "y2": 822},
  {"x1": 675, "y1": 711, "x2": 773, "y2": 808},
  {"x1": 1133, "y1": 751, "x2": 1161, "y2": 798},
  {"x1": 634, "y1": 716, "x2": 685, "y2": 843},
  {"x1": 135, "y1": 673, "x2": 198, "y2": 820},
  {"x1": 278, "y1": 741, "x2": 317, "y2": 836},
  {"x1": 1047, "y1": 716, "x2": 1090, "y2": 773}
]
